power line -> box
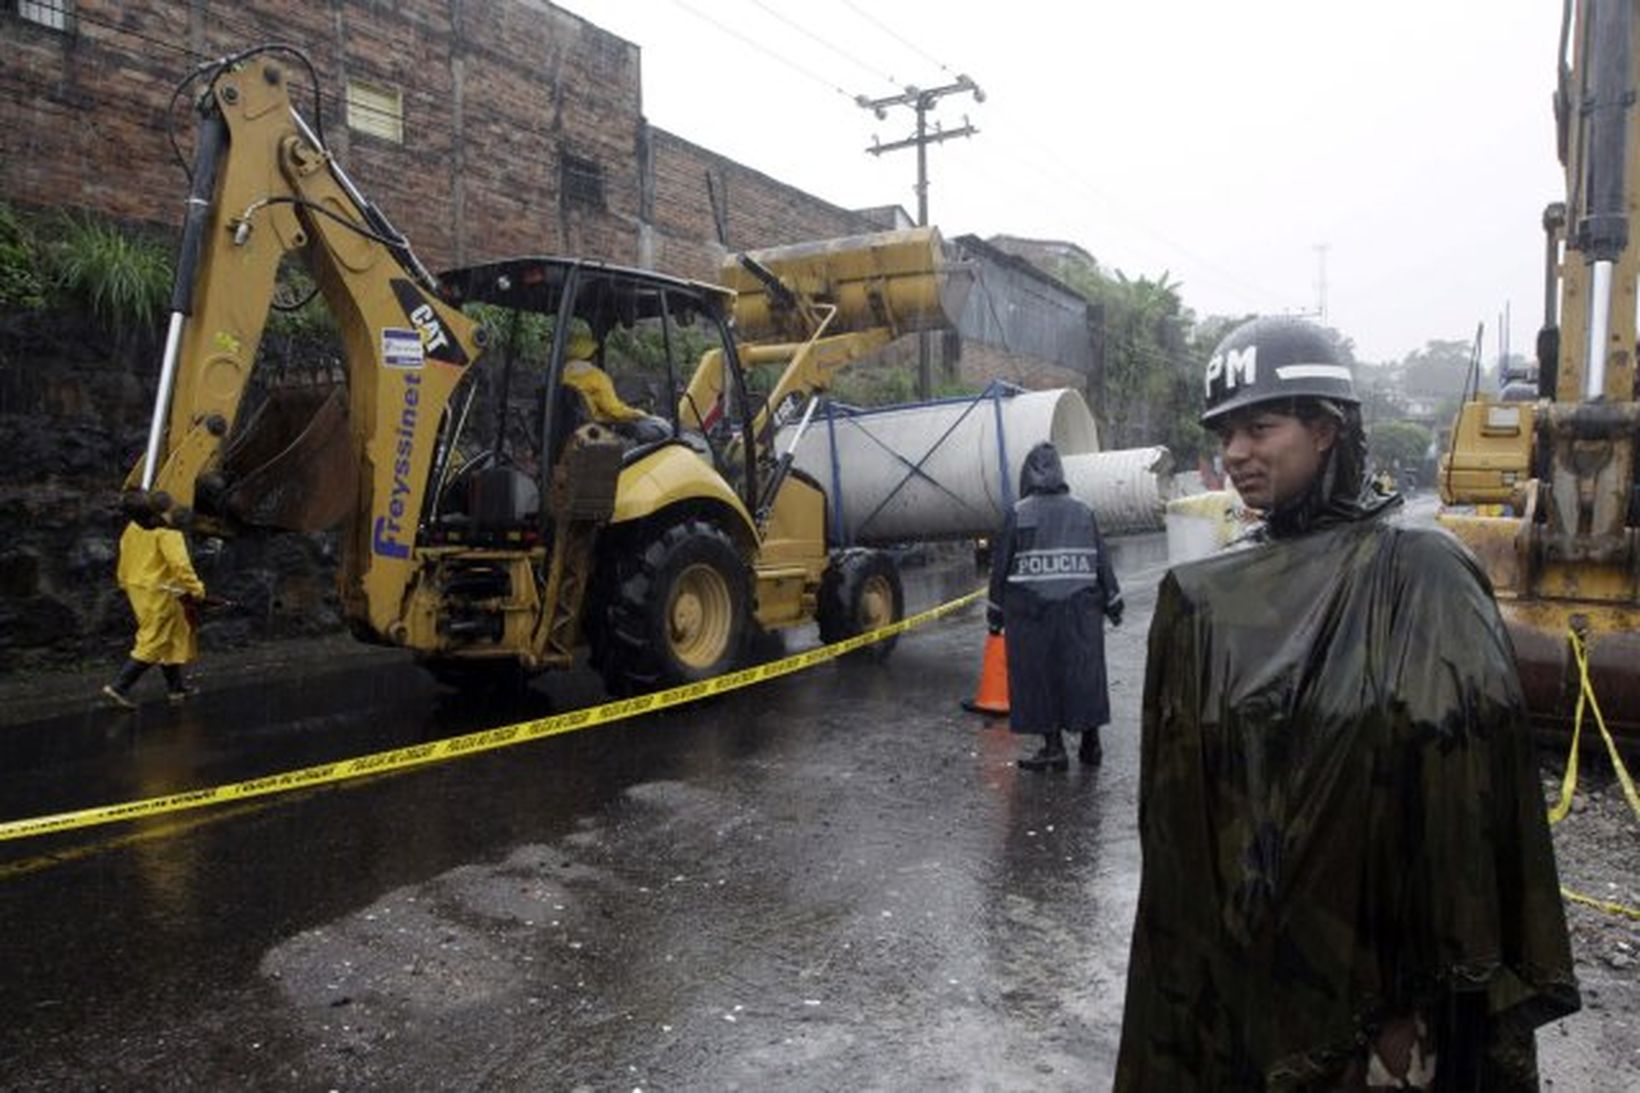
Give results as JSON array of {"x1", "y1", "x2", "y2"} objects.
[
  {"x1": 660, "y1": 0, "x2": 1293, "y2": 315},
  {"x1": 857, "y1": 77, "x2": 984, "y2": 224},
  {"x1": 838, "y1": 0, "x2": 957, "y2": 78},
  {"x1": 742, "y1": 0, "x2": 900, "y2": 89},
  {"x1": 780, "y1": 0, "x2": 1300, "y2": 313},
  {"x1": 667, "y1": 0, "x2": 856, "y2": 100}
]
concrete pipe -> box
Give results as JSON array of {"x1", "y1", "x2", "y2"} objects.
[
  {"x1": 782, "y1": 386, "x2": 1177, "y2": 544},
  {"x1": 1060, "y1": 447, "x2": 1173, "y2": 534}
]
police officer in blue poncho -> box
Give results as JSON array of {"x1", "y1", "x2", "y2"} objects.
[{"x1": 986, "y1": 440, "x2": 1123, "y2": 771}]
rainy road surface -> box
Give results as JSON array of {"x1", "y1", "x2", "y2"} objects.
[{"x1": 0, "y1": 495, "x2": 1606, "y2": 1090}]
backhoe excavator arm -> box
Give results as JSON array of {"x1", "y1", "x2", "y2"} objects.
[
  {"x1": 124, "y1": 49, "x2": 485, "y2": 640},
  {"x1": 1436, "y1": 0, "x2": 1640, "y2": 735}
]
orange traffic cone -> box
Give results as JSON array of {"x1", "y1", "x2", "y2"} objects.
[{"x1": 960, "y1": 631, "x2": 1010, "y2": 716}]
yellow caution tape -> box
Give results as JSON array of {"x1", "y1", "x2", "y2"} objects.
[
  {"x1": 0, "y1": 588, "x2": 983, "y2": 845},
  {"x1": 1548, "y1": 627, "x2": 1640, "y2": 921},
  {"x1": 1561, "y1": 886, "x2": 1640, "y2": 923}
]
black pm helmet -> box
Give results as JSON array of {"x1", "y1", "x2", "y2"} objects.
[{"x1": 1200, "y1": 316, "x2": 1358, "y2": 426}]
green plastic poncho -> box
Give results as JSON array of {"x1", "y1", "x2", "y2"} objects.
[{"x1": 1115, "y1": 504, "x2": 1578, "y2": 1090}]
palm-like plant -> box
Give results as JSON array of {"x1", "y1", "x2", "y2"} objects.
[{"x1": 51, "y1": 214, "x2": 173, "y2": 342}]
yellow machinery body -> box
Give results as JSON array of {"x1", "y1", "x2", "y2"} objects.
[
  {"x1": 1438, "y1": 0, "x2": 1640, "y2": 740},
  {"x1": 126, "y1": 48, "x2": 967, "y2": 695}
]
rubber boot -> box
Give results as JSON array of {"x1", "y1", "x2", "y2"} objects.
[
  {"x1": 1018, "y1": 731, "x2": 1068, "y2": 773},
  {"x1": 102, "y1": 658, "x2": 148, "y2": 708},
  {"x1": 1078, "y1": 726, "x2": 1103, "y2": 766},
  {"x1": 161, "y1": 664, "x2": 196, "y2": 703}
]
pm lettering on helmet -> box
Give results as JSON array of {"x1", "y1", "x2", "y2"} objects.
[{"x1": 1205, "y1": 346, "x2": 1258, "y2": 399}]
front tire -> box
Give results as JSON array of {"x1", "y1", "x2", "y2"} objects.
[
  {"x1": 817, "y1": 548, "x2": 904, "y2": 661},
  {"x1": 594, "y1": 519, "x2": 750, "y2": 696}
]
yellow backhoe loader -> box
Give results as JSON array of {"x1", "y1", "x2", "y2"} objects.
[
  {"x1": 125, "y1": 46, "x2": 968, "y2": 695},
  {"x1": 1438, "y1": 0, "x2": 1640, "y2": 739}
]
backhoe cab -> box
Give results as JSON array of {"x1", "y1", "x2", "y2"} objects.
[{"x1": 127, "y1": 47, "x2": 964, "y2": 696}]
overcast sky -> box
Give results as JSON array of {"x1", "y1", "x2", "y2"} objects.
[{"x1": 561, "y1": 1, "x2": 1565, "y2": 366}]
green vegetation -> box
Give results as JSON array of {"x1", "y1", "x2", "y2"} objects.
[
  {"x1": 605, "y1": 320, "x2": 714, "y2": 384},
  {"x1": 1045, "y1": 253, "x2": 1227, "y2": 466},
  {"x1": 822, "y1": 363, "x2": 915, "y2": 407},
  {"x1": 1368, "y1": 420, "x2": 1433, "y2": 469},
  {"x1": 0, "y1": 203, "x2": 48, "y2": 310},
  {"x1": 0, "y1": 202, "x2": 176, "y2": 348},
  {"x1": 50, "y1": 213, "x2": 173, "y2": 339},
  {"x1": 265, "y1": 261, "x2": 339, "y2": 340}
]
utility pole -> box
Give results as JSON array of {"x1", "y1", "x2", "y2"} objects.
[{"x1": 858, "y1": 75, "x2": 983, "y2": 399}]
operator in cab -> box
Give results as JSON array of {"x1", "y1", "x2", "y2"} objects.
[
  {"x1": 559, "y1": 326, "x2": 671, "y2": 445},
  {"x1": 1115, "y1": 317, "x2": 1578, "y2": 1090}
]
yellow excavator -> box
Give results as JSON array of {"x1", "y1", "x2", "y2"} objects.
[
  {"x1": 125, "y1": 46, "x2": 968, "y2": 694},
  {"x1": 1438, "y1": 0, "x2": 1639, "y2": 739}
]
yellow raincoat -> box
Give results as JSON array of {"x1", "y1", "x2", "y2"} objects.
[
  {"x1": 563, "y1": 359, "x2": 645, "y2": 423},
  {"x1": 116, "y1": 523, "x2": 205, "y2": 665}
]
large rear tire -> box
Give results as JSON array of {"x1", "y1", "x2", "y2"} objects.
[
  {"x1": 594, "y1": 519, "x2": 750, "y2": 696},
  {"x1": 817, "y1": 548, "x2": 904, "y2": 662}
]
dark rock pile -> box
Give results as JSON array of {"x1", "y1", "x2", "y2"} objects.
[{"x1": 0, "y1": 311, "x2": 343, "y2": 672}]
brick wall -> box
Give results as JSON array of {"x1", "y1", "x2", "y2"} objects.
[
  {"x1": 1, "y1": 0, "x2": 647, "y2": 271},
  {"x1": 645, "y1": 128, "x2": 877, "y2": 281},
  {"x1": 0, "y1": 0, "x2": 877, "y2": 281},
  {"x1": 2, "y1": 0, "x2": 1082, "y2": 397},
  {"x1": 955, "y1": 341, "x2": 1089, "y2": 397}
]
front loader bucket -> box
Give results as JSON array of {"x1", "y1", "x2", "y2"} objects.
[
  {"x1": 216, "y1": 384, "x2": 359, "y2": 531},
  {"x1": 724, "y1": 227, "x2": 973, "y2": 342},
  {"x1": 1503, "y1": 602, "x2": 1640, "y2": 748}
]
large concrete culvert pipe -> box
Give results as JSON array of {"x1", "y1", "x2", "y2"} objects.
[
  {"x1": 778, "y1": 385, "x2": 1171, "y2": 545},
  {"x1": 1061, "y1": 447, "x2": 1175, "y2": 534}
]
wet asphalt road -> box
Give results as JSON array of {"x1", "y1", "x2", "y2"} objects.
[
  {"x1": 3, "y1": 498, "x2": 1609, "y2": 1090},
  {"x1": 0, "y1": 534, "x2": 1167, "y2": 1091}
]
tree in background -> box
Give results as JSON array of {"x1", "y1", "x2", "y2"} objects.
[
  {"x1": 1368, "y1": 419, "x2": 1433, "y2": 472},
  {"x1": 1399, "y1": 338, "x2": 1478, "y2": 401},
  {"x1": 1045, "y1": 252, "x2": 1216, "y2": 466}
]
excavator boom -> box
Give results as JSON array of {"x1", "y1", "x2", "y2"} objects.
[
  {"x1": 126, "y1": 48, "x2": 485, "y2": 641},
  {"x1": 1438, "y1": 0, "x2": 1640, "y2": 738}
]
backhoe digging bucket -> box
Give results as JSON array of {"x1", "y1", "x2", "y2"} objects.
[
  {"x1": 216, "y1": 384, "x2": 359, "y2": 531},
  {"x1": 1506, "y1": 607, "x2": 1640, "y2": 747}
]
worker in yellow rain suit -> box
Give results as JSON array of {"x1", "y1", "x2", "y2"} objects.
[
  {"x1": 560, "y1": 329, "x2": 671, "y2": 443},
  {"x1": 101, "y1": 521, "x2": 207, "y2": 708}
]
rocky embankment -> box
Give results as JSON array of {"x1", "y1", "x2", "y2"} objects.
[{"x1": 0, "y1": 312, "x2": 342, "y2": 673}]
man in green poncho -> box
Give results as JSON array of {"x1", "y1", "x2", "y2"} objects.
[{"x1": 1115, "y1": 317, "x2": 1579, "y2": 1090}]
